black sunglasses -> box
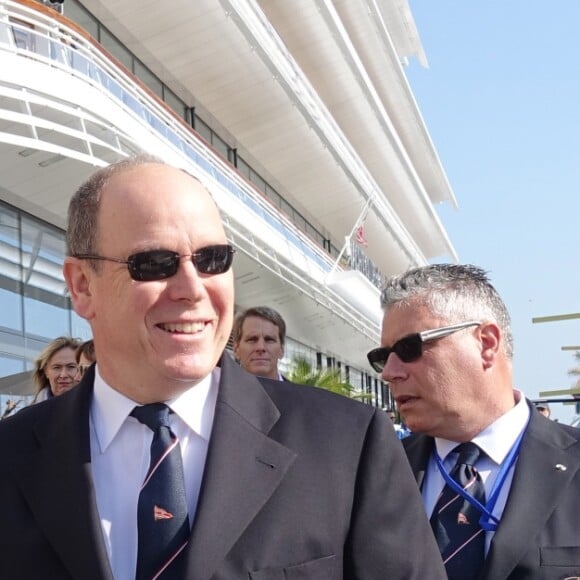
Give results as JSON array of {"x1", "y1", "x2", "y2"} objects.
[
  {"x1": 72, "y1": 244, "x2": 235, "y2": 281},
  {"x1": 367, "y1": 321, "x2": 481, "y2": 373}
]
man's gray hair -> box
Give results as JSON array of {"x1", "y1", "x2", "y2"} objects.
[{"x1": 380, "y1": 264, "x2": 514, "y2": 359}]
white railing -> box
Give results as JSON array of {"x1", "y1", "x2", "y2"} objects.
[{"x1": 0, "y1": 0, "x2": 381, "y2": 339}]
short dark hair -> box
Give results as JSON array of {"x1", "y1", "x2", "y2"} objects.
[{"x1": 232, "y1": 306, "x2": 286, "y2": 345}]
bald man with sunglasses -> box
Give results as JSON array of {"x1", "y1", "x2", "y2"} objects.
[
  {"x1": 0, "y1": 156, "x2": 445, "y2": 580},
  {"x1": 370, "y1": 263, "x2": 580, "y2": 580}
]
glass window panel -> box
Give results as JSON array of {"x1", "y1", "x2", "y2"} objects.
[
  {"x1": 20, "y1": 217, "x2": 68, "y2": 301},
  {"x1": 0, "y1": 288, "x2": 22, "y2": 332},
  {"x1": 0, "y1": 354, "x2": 26, "y2": 377},
  {"x1": 134, "y1": 60, "x2": 163, "y2": 98},
  {"x1": 163, "y1": 87, "x2": 187, "y2": 121},
  {"x1": 18, "y1": 216, "x2": 69, "y2": 340},
  {"x1": 24, "y1": 296, "x2": 70, "y2": 339},
  {"x1": 237, "y1": 156, "x2": 251, "y2": 180},
  {"x1": 265, "y1": 184, "x2": 281, "y2": 209},
  {"x1": 66, "y1": 0, "x2": 99, "y2": 39},
  {"x1": 306, "y1": 223, "x2": 322, "y2": 246},
  {"x1": 211, "y1": 133, "x2": 229, "y2": 159},
  {"x1": 294, "y1": 212, "x2": 306, "y2": 232},
  {"x1": 195, "y1": 117, "x2": 212, "y2": 144},
  {"x1": 280, "y1": 198, "x2": 293, "y2": 218},
  {"x1": 0, "y1": 206, "x2": 23, "y2": 332},
  {"x1": 0, "y1": 354, "x2": 33, "y2": 416},
  {"x1": 249, "y1": 169, "x2": 266, "y2": 194},
  {"x1": 100, "y1": 28, "x2": 132, "y2": 70}
]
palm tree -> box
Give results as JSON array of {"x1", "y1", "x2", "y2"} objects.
[
  {"x1": 287, "y1": 356, "x2": 370, "y2": 400},
  {"x1": 568, "y1": 351, "x2": 580, "y2": 388}
]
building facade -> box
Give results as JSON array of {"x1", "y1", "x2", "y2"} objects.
[{"x1": 0, "y1": 0, "x2": 458, "y2": 411}]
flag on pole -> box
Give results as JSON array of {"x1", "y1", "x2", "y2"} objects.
[{"x1": 355, "y1": 225, "x2": 368, "y2": 247}]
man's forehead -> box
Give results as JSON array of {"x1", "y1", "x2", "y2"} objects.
[
  {"x1": 242, "y1": 318, "x2": 280, "y2": 335},
  {"x1": 242, "y1": 327, "x2": 279, "y2": 339},
  {"x1": 98, "y1": 165, "x2": 221, "y2": 233},
  {"x1": 103, "y1": 163, "x2": 205, "y2": 195}
]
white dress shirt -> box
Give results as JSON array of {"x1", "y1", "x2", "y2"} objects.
[
  {"x1": 90, "y1": 365, "x2": 219, "y2": 580},
  {"x1": 422, "y1": 390, "x2": 530, "y2": 553}
]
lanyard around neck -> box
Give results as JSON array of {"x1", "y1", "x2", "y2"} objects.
[{"x1": 434, "y1": 425, "x2": 527, "y2": 532}]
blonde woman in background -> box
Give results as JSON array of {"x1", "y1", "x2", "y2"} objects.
[{"x1": 32, "y1": 336, "x2": 82, "y2": 403}]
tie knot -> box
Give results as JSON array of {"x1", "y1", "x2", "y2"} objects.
[
  {"x1": 454, "y1": 442, "x2": 481, "y2": 466},
  {"x1": 131, "y1": 403, "x2": 171, "y2": 431}
]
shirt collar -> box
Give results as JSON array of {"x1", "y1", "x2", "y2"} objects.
[
  {"x1": 91, "y1": 364, "x2": 220, "y2": 453},
  {"x1": 435, "y1": 389, "x2": 530, "y2": 465}
]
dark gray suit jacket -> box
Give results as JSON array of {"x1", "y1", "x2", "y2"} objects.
[
  {"x1": 0, "y1": 353, "x2": 445, "y2": 579},
  {"x1": 404, "y1": 402, "x2": 580, "y2": 580}
]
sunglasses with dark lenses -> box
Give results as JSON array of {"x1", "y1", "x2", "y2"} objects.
[
  {"x1": 367, "y1": 321, "x2": 481, "y2": 373},
  {"x1": 73, "y1": 244, "x2": 235, "y2": 281}
]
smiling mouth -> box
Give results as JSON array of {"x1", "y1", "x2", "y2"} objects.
[{"x1": 159, "y1": 322, "x2": 206, "y2": 334}]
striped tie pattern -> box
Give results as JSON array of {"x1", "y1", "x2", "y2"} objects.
[
  {"x1": 430, "y1": 442, "x2": 486, "y2": 580},
  {"x1": 131, "y1": 404, "x2": 190, "y2": 580}
]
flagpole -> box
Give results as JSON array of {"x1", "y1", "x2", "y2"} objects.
[{"x1": 326, "y1": 197, "x2": 374, "y2": 282}]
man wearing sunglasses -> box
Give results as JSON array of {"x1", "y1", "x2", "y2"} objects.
[
  {"x1": 369, "y1": 263, "x2": 580, "y2": 580},
  {"x1": 0, "y1": 156, "x2": 445, "y2": 579}
]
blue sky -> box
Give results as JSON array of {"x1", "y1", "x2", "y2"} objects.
[{"x1": 405, "y1": 1, "x2": 580, "y2": 422}]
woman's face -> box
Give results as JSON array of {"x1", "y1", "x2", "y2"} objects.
[{"x1": 44, "y1": 347, "x2": 80, "y2": 396}]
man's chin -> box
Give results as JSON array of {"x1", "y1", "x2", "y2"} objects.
[
  {"x1": 163, "y1": 360, "x2": 215, "y2": 384},
  {"x1": 249, "y1": 364, "x2": 271, "y2": 374}
]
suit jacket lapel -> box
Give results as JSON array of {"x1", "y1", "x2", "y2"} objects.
[
  {"x1": 185, "y1": 354, "x2": 296, "y2": 580},
  {"x1": 14, "y1": 374, "x2": 113, "y2": 580},
  {"x1": 482, "y1": 406, "x2": 580, "y2": 579},
  {"x1": 403, "y1": 434, "x2": 434, "y2": 490}
]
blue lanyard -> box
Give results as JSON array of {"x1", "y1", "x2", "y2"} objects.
[{"x1": 434, "y1": 426, "x2": 527, "y2": 532}]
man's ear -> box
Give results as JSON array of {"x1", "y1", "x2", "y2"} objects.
[
  {"x1": 63, "y1": 257, "x2": 95, "y2": 320},
  {"x1": 479, "y1": 322, "x2": 501, "y2": 368}
]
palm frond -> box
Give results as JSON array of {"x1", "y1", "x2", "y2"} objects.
[{"x1": 287, "y1": 356, "x2": 366, "y2": 399}]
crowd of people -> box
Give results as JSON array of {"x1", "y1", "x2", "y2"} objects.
[{"x1": 0, "y1": 156, "x2": 577, "y2": 579}]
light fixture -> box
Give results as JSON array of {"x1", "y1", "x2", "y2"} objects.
[
  {"x1": 18, "y1": 148, "x2": 37, "y2": 157},
  {"x1": 38, "y1": 154, "x2": 65, "y2": 168}
]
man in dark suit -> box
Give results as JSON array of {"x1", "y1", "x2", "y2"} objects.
[
  {"x1": 233, "y1": 305, "x2": 287, "y2": 380},
  {"x1": 368, "y1": 263, "x2": 580, "y2": 580},
  {"x1": 0, "y1": 156, "x2": 446, "y2": 579}
]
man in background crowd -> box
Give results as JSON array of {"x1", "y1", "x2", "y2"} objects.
[
  {"x1": 535, "y1": 401, "x2": 551, "y2": 419},
  {"x1": 233, "y1": 306, "x2": 286, "y2": 380}
]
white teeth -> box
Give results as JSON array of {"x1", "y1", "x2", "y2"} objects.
[{"x1": 161, "y1": 322, "x2": 204, "y2": 334}]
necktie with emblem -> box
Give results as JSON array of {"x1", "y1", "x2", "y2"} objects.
[
  {"x1": 131, "y1": 403, "x2": 190, "y2": 580},
  {"x1": 430, "y1": 442, "x2": 486, "y2": 580}
]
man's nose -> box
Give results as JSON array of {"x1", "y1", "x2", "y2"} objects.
[
  {"x1": 382, "y1": 353, "x2": 406, "y2": 383},
  {"x1": 166, "y1": 256, "x2": 206, "y2": 302}
]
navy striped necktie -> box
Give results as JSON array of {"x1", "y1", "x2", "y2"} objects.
[
  {"x1": 430, "y1": 442, "x2": 486, "y2": 580},
  {"x1": 131, "y1": 404, "x2": 190, "y2": 580}
]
